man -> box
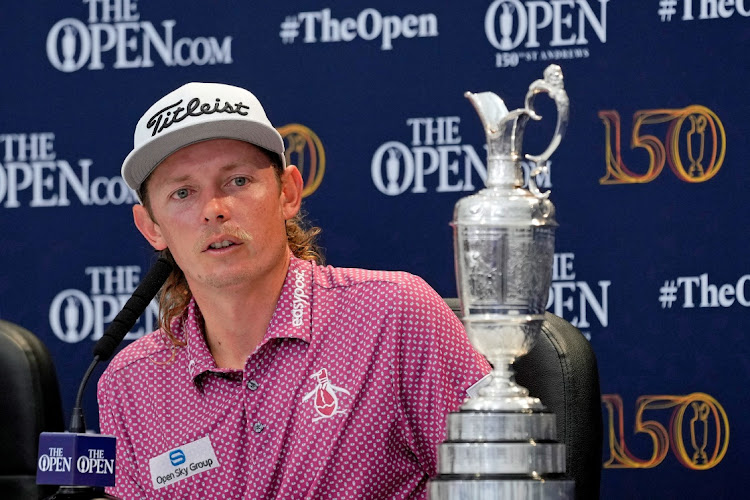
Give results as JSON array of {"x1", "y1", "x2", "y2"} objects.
[{"x1": 98, "y1": 82, "x2": 490, "y2": 499}]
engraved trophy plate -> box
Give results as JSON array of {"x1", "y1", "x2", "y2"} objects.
[{"x1": 430, "y1": 65, "x2": 574, "y2": 499}]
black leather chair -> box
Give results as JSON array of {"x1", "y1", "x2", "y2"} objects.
[
  {"x1": 444, "y1": 299, "x2": 603, "y2": 500},
  {"x1": 0, "y1": 320, "x2": 65, "y2": 499}
]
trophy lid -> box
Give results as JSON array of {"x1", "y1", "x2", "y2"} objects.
[{"x1": 453, "y1": 65, "x2": 568, "y2": 228}]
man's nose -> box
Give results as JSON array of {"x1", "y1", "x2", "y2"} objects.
[{"x1": 201, "y1": 193, "x2": 230, "y2": 222}]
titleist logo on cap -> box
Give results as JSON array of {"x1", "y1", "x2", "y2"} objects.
[{"x1": 146, "y1": 98, "x2": 251, "y2": 137}]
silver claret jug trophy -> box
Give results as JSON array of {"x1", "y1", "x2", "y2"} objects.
[{"x1": 430, "y1": 65, "x2": 574, "y2": 499}]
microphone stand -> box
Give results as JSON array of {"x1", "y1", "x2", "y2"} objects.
[
  {"x1": 45, "y1": 356, "x2": 119, "y2": 499},
  {"x1": 42, "y1": 257, "x2": 172, "y2": 500}
]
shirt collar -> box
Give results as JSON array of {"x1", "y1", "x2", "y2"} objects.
[
  {"x1": 181, "y1": 300, "x2": 216, "y2": 381},
  {"x1": 264, "y1": 255, "x2": 314, "y2": 344},
  {"x1": 181, "y1": 255, "x2": 315, "y2": 382}
]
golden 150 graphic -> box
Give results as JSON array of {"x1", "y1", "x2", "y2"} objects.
[
  {"x1": 277, "y1": 124, "x2": 325, "y2": 198},
  {"x1": 598, "y1": 106, "x2": 726, "y2": 184},
  {"x1": 602, "y1": 393, "x2": 729, "y2": 470}
]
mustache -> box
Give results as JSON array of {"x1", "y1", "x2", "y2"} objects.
[{"x1": 194, "y1": 224, "x2": 252, "y2": 252}]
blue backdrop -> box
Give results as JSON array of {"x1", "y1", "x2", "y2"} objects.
[{"x1": 1, "y1": 1, "x2": 747, "y2": 497}]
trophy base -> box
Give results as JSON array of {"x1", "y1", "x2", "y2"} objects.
[
  {"x1": 430, "y1": 475, "x2": 574, "y2": 499},
  {"x1": 445, "y1": 410, "x2": 557, "y2": 441},
  {"x1": 460, "y1": 393, "x2": 545, "y2": 412},
  {"x1": 430, "y1": 410, "x2": 573, "y2": 499}
]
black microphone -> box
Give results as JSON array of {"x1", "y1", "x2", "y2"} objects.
[
  {"x1": 67, "y1": 256, "x2": 173, "y2": 434},
  {"x1": 94, "y1": 256, "x2": 173, "y2": 361},
  {"x1": 37, "y1": 257, "x2": 172, "y2": 499}
]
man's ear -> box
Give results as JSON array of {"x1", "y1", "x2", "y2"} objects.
[
  {"x1": 133, "y1": 204, "x2": 168, "y2": 250},
  {"x1": 280, "y1": 165, "x2": 303, "y2": 220}
]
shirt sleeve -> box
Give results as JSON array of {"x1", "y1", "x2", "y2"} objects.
[
  {"x1": 97, "y1": 366, "x2": 148, "y2": 500},
  {"x1": 394, "y1": 275, "x2": 491, "y2": 477}
]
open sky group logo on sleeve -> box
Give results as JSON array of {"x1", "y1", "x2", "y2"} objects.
[
  {"x1": 149, "y1": 437, "x2": 219, "y2": 490},
  {"x1": 169, "y1": 449, "x2": 186, "y2": 467}
]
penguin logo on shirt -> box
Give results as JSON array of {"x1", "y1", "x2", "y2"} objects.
[{"x1": 302, "y1": 368, "x2": 351, "y2": 422}]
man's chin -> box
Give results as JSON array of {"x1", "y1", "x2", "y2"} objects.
[{"x1": 201, "y1": 271, "x2": 253, "y2": 290}]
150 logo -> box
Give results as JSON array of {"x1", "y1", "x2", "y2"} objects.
[
  {"x1": 278, "y1": 124, "x2": 325, "y2": 198},
  {"x1": 599, "y1": 106, "x2": 726, "y2": 184},
  {"x1": 602, "y1": 393, "x2": 729, "y2": 469}
]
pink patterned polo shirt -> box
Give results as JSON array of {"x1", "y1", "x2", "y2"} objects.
[{"x1": 97, "y1": 256, "x2": 490, "y2": 499}]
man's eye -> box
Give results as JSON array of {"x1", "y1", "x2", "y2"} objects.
[
  {"x1": 233, "y1": 177, "x2": 248, "y2": 187},
  {"x1": 174, "y1": 188, "x2": 189, "y2": 199}
]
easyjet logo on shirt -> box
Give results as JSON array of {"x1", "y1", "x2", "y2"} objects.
[{"x1": 292, "y1": 268, "x2": 308, "y2": 327}]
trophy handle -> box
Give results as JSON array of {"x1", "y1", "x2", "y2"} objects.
[{"x1": 522, "y1": 64, "x2": 569, "y2": 198}]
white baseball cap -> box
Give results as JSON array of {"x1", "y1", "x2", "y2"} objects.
[{"x1": 121, "y1": 82, "x2": 286, "y2": 198}]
